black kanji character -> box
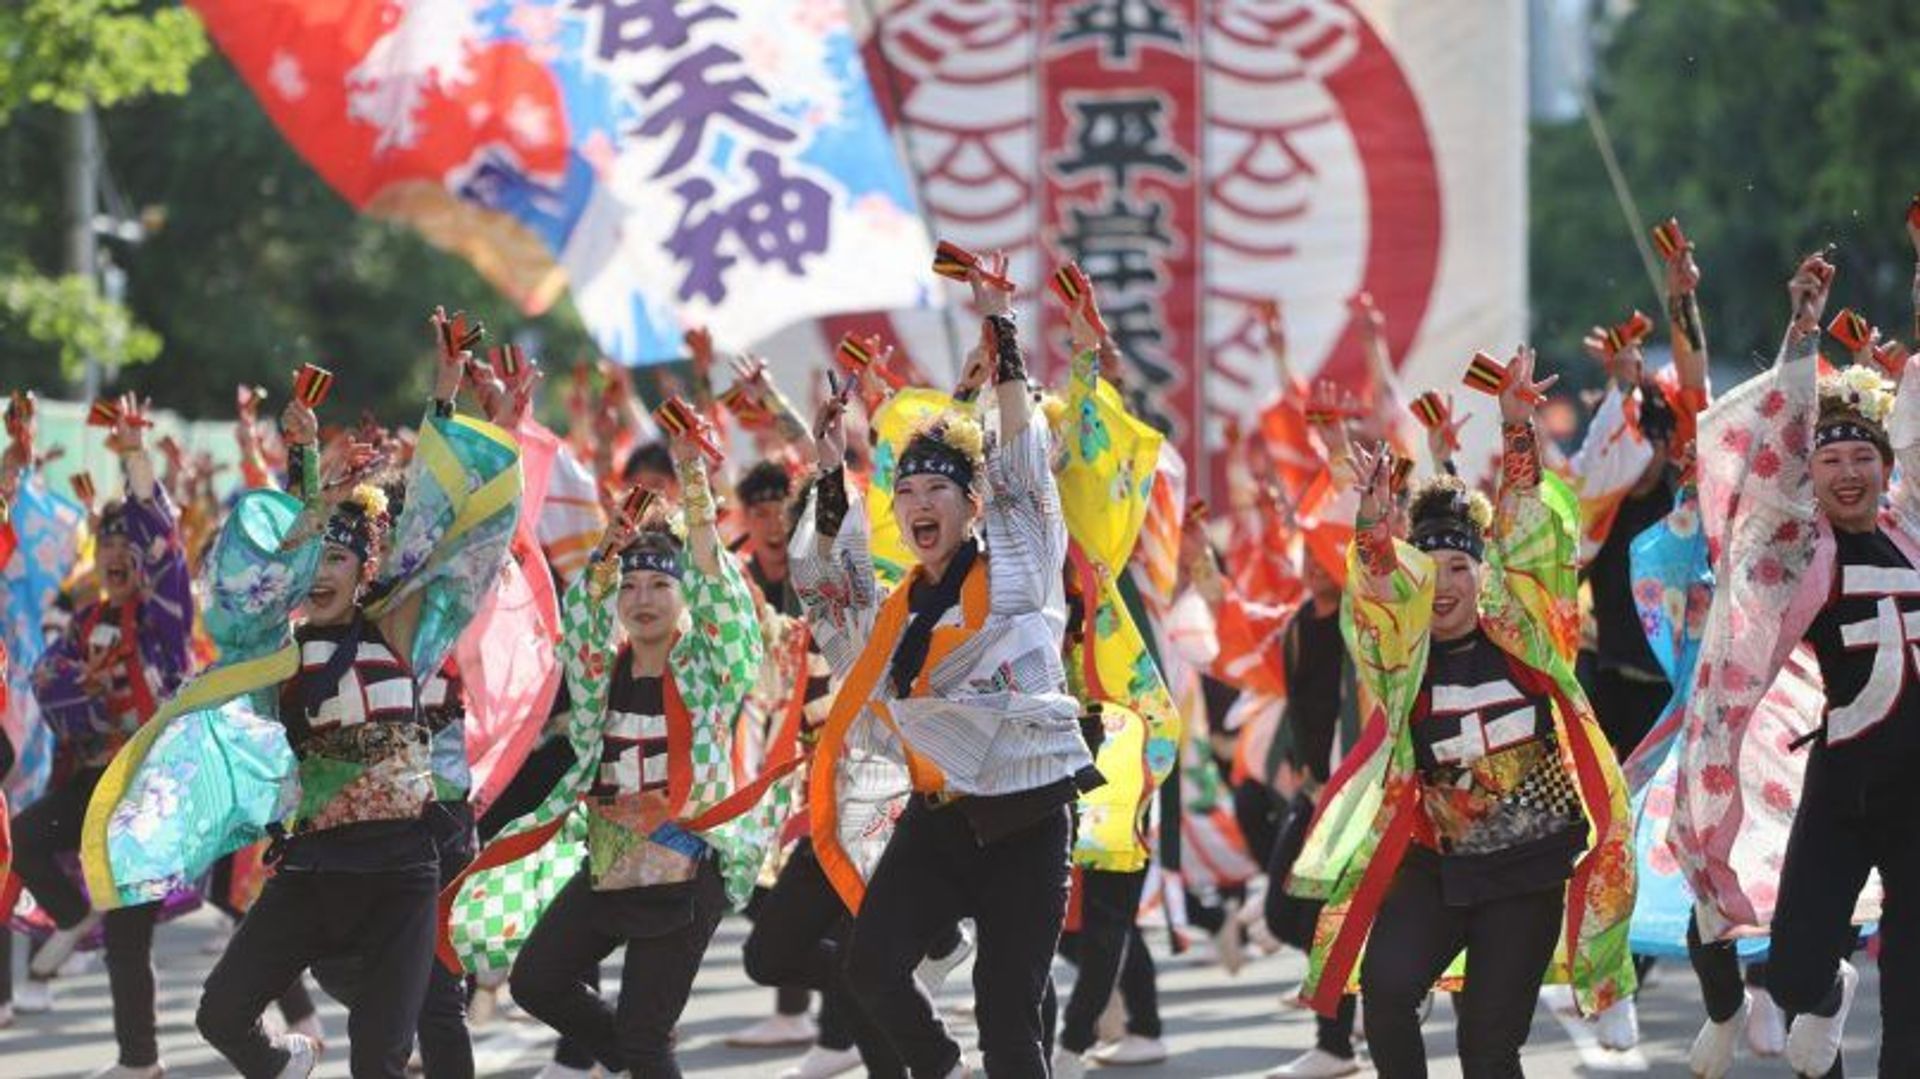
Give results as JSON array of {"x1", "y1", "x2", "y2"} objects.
[
  {"x1": 1055, "y1": 96, "x2": 1188, "y2": 188},
  {"x1": 1058, "y1": 194, "x2": 1173, "y2": 293},
  {"x1": 1056, "y1": 0, "x2": 1186, "y2": 64}
]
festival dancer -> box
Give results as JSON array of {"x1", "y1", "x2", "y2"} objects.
[
  {"x1": 1564, "y1": 226, "x2": 1711, "y2": 1051},
  {"x1": 793, "y1": 257, "x2": 1097, "y2": 1078},
  {"x1": 79, "y1": 324, "x2": 521, "y2": 1079},
  {"x1": 1292, "y1": 347, "x2": 1635, "y2": 1076},
  {"x1": 1050, "y1": 286, "x2": 1182, "y2": 1076},
  {"x1": 447, "y1": 417, "x2": 772, "y2": 1079},
  {"x1": 1675, "y1": 248, "x2": 1917, "y2": 1077},
  {"x1": 15, "y1": 393, "x2": 192, "y2": 1078}
]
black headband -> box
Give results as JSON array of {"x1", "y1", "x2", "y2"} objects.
[
  {"x1": 1814, "y1": 419, "x2": 1888, "y2": 453},
  {"x1": 618, "y1": 543, "x2": 683, "y2": 580},
  {"x1": 322, "y1": 507, "x2": 379, "y2": 562},
  {"x1": 896, "y1": 436, "x2": 976, "y2": 490},
  {"x1": 1411, "y1": 518, "x2": 1485, "y2": 561}
]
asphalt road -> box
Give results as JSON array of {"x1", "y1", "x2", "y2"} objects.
[{"x1": 2, "y1": 909, "x2": 1883, "y2": 1076}]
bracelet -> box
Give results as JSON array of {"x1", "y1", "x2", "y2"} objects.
[
  {"x1": 431, "y1": 398, "x2": 455, "y2": 419},
  {"x1": 815, "y1": 465, "x2": 849, "y2": 538},
  {"x1": 676, "y1": 456, "x2": 716, "y2": 527},
  {"x1": 987, "y1": 314, "x2": 1025, "y2": 385}
]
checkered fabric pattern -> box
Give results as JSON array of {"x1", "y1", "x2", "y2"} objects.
[{"x1": 450, "y1": 815, "x2": 587, "y2": 977}]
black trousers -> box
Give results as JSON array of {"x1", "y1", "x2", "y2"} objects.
[
  {"x1": 14, "y1": 766, "x2": 163, "y2": 1067},
  {"x1": 1264, "y1": 791, "x2": 1356, "y2": 1057},
  {"x1": 846, "y1": 798, "x2": 1071, "y2": 1079},
  {"x1": 1770, "y1": 749, "x2": 1919, "y2": 1076},
  {"x1": 1359, "y1": 851, "x2": 1563, "y2": 1079},
  {"x1": 1057, "y1": 868, "x2": 1161, "y2": 1053},
  {"x1": 743, "y1": 838, "x2": 905, "y2": 1077},
  {"x1": 208, "y1": 851, "x2": 318, "y2": 1025},
  {"x1": 510, "y1": 860, "x2": 727, "y2": 1079},
  {"x1": 198, "y1": 864, "x2": 440, "y2": 1078},
  {"x1": 309, "y1": 803, "x2": 477, "y2": 1079}
]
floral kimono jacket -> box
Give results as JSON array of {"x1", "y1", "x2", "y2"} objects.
[
  {"x1": 2, "y1": 473, "x2": 84, "y2": 806},
  {"x1": 1292, "y1": 431, "x2": 1635, "y2": 1019},
  {"x1": 80, "y1": 412, "x2": 521, "y2": 909},
  {"x1": 1673, "y1": 332, "x2": 1901, "y2": 938},
  {"x1": 438, "y1": 546, "x2": 772, "y2": 977},
  {"x1": 1054, "y1": 348, "x2": 1181, "y2": 873},
  {"x1": 793, "y1": 419, "x2": 1090, "y2": 911}
]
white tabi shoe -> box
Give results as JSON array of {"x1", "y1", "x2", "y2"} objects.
[
  {"x1": 1785, "y1": 959, "x2": 1857, "y2": 1078},
  {"x1": 1263, "y1": 1047, "x2": 1361, "y2": 1078}
]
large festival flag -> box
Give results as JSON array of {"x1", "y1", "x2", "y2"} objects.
[{"x1": 188, "y1": 0, "x2": 937, "y2": 363}]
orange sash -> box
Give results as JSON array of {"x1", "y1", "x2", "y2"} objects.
[{"x1": 809, "y1": 557, "x2": 989, "y2": 911}]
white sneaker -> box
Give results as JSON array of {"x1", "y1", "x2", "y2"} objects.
[
  {"x1": 29, "y1": 910, "x2": 103, "y2": 977},
  {"x1": 1687, "y1": 992, "x2": 1746, "y2": 1079},
  {"x1": 1050, "y1": 1047, "x2": 1087, "y2": 1079},
  {"x1": 725, "y1": 1011, "x2": 818, "y2": 1047},
  {"x1": 1785, "y1": 959, "x2": 1857, "y2": 1078},
  {"x1": 276, "y1": 1033, "x2": 319, "y2": 1079},
  {"x1": 1214, "y1": 899, "x2": 1246, "y2": 976},
  {"x1": 1087, "y1": 1034, "x2": 1168, "y2": 1066},
  {"x1": 917, "y1": 921, "x2": 975, "y2": 998},
  {"x1": 14, "y1": 977, "x2": 54, "y2": 1013},
  {"x1": 1595, "y1": 996, "x2": 1640, "y2": 1050},
  {"x1": 1537, "y1": 982, "x2": 1578, "y2": 1016},
  {"x1": 777, "y1": 1045, "x2": 862, "y2": 1079},
  {"x1": 532, "y1": 1064, "x2": 594, "y2": 1079},
  {"x1": 1264, "y1": 1047, "x2": 1361, "y2": 1078},
  {"x1": 0, "y1": 1001, "x2": 12, "y2": 1028},
  {"x1": 1745, "y1": 986, "x2": 1786, "y2": 1057},
  {"x1": 83, "y1": 1064, "x2": 165, "y2": 1078}
]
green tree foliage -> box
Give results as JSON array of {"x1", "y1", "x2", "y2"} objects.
[
  {"x1": 0, "y1": 0, "x2": 206, "y2": 119},
  {"x1": 1531, "y1": 0, "x2": 1920, "y2": 386}
]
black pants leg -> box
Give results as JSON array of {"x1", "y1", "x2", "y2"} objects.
[
  {"x1": 1590, "y1": 667, "x2": 1671, "y2": 762},
  {"x1": 11, "y1": 767, "x2": 101, "y2": 927},
  {"x1": 1361, "y1": 853, "x2": 1563, "y2": 1079},
  {"x1": 103, "y1": 903, "x2": 161, "y2": 1067},
  {"x1": 745, "y1": 838, "x2": 905, "y2": 1077},
  {"x1": 1453, "y1": 885, "x2": 1564, "y2": 1078},
  {"x1": 845, "y1": 804, "x2": 972, "y2": 1078},
  {"x1": 1059, "y1": 868, "x2": 1146, "y2": 1053},
  {"x1": 1687, "y1": 912, "x2": 1747, "y2": 1023},
  {"x1": 1117, "y1": 923, "x2": 1162, "y2": 1039},
  {"x1": 200, "y1": 866, "x2": 439, "y2": 1079},
  {"x1": 1316, "y1": 996, "x2": 1357, "y2": 1058},
  {"x1": 963, "y1": 806, "x2": 1071, "y2": 1078},
  {"x1": 849, "y1": 800, "x2": 1071, "y2": 1079},
  {"x1": 512, "y1": 862, "x2": 726, "y2": 1078},
  {"x1": 417, "y1": 803, "x2": 476, "y2": 1079}
]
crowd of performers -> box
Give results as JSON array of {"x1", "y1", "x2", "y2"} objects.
[{"x1": 0, "y1": 206, "x2": 1915, "y2": 1079}]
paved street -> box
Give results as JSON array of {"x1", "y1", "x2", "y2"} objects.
[{"x1": 3, "y1": 909, "x2": 1882, "y2": 1076}]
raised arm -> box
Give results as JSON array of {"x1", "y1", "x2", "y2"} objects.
[{"x1": 787, "y1": 394, "x2": 879, "y2": 679}]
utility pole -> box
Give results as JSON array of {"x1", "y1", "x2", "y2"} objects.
[{"x1": 66, "y1": 104, "x2": 101, "y2": 400}]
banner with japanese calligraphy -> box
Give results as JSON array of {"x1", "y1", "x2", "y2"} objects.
[
  {"x1": 783, "y1": 0, "x2": 1527, "y2": 492},
  {"x1": 187, "y1": 0, "x2": 937, "y2": 364}
]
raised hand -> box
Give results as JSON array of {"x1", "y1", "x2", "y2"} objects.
[
  {"x1": 1788, "y1": 250, "x2": 1835, "y2": 335},
  {"x1": 105, "y1": 393, "x2": 151, "y2": 455},
  {"x1": 970, "y1": 250, "x2": 1014, "y2": 319},
  {"x1": 813, "y1": 386, "x2": 849, "y2": 467},
  {"x1": 1498, "y1": 346, "x2": 1555, "y2": 425},
  {"x1": 1426, "y1": 393, "x2": 1467, "y2": 458},
  {"x1": 428, "y1": 307, "x2": 467, "y2": 402},
  {"x1": 1664, "y1": 237, "x2": 1701, "y2": 297},
  {"x1": 318, "y1": 440, "x2": 386, "y2": 502},
  {"x1": 1348, "y1": 440, "x2": 1393, "y2": 522}
]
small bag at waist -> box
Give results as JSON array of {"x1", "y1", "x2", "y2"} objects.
[{"x1": 586, "y1": 791, "x2": 710, "y2": 892}]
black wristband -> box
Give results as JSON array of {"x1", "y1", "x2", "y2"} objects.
[
  {"x1": 432, "y1": 398, "x2": 455, "y2": 419},
  {"x1": 987, "y1": 314, "x2": 1025, "y2": 385},
  {"x1": 815, "y1": 466, "x2": 849, "y2": 538}
]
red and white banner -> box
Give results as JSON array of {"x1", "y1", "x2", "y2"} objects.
[{"x1": 760, "y1": 0, "x2": 1525, "y2": 492}]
